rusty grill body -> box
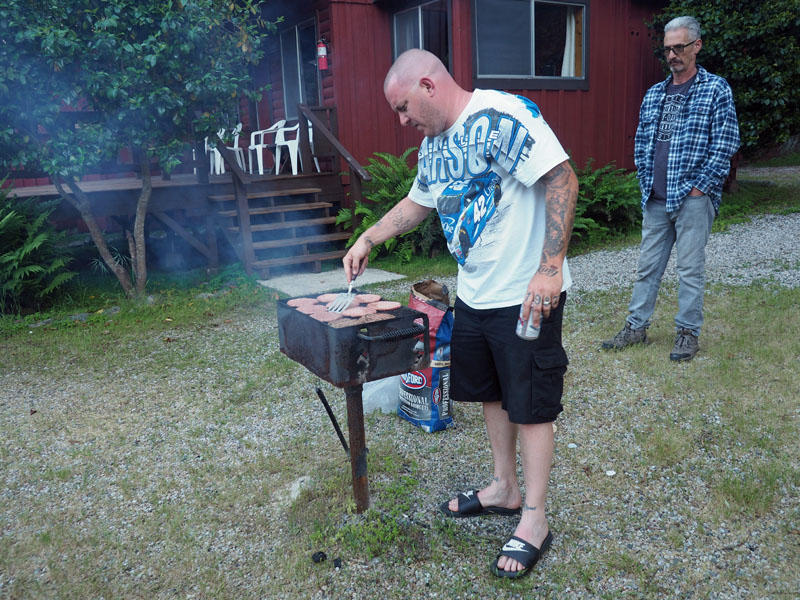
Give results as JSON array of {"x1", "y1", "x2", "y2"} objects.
[
  {"x1": 277, "y1": 295, "x2": 430, "y2": 511},
  {"x1": 277, "y1": 299, "x2": 429, "y2": 386}
]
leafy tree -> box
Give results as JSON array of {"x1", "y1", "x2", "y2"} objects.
[
  {"x1": 650, "y1": 1, "x2": 800, "y2": 155},
  {"x1": 0, "y1": 0, "x2": 275, "y2": 297}
]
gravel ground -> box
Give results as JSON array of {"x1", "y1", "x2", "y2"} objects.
[
  {"x1": 1, "y1": 198, "x2": 798, "y2": 597},
  {"x1": 376, "y1": 212, "x2": 800, "y2": 301}
]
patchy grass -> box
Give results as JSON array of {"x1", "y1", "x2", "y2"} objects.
[
  {"x1": 1, "y1": 173, "x2": 799, "y2": 599},
  {"x1": 1, "y1": 275, "x2": 798, "y2": 598}
]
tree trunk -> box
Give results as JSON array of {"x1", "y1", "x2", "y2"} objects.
[
  {"x1": 54, "y1": 177, "x2": 135, "y2": 298},
  {"x1": 133, "y1": 150, "x2": 152, "y2": 296}
]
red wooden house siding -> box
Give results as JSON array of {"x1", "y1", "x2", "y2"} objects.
[
  {"x1": 326, "y1": 0, "x2": 397, "y2": 164},
  {"x1": 254, "y1": 0, "x2": 665, "y2": 179}
]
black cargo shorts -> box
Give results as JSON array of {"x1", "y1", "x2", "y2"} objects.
[{"x1": 450, "y1": 292, "x2": 568, "y2": 424}]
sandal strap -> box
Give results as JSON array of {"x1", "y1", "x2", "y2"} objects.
[
  {"x1": 455, "y1": 490, "x2": 483, "y2": 515},
  {"x1": 496, "y1": 535, "x2": 539, "y2": 569}
]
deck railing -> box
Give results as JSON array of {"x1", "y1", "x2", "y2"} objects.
[{"x1": 297, "y1": 104, "x2": 371, "y2": 208}]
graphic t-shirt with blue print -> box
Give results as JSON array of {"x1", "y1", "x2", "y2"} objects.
[{"x1": 408, "y1": 89, "x2": 572, "y2": 310}]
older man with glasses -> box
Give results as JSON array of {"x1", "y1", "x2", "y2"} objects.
[{"x1": 602, "y1": 15, "x2": 740, "y2": 361}]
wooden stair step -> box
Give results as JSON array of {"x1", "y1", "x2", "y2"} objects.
[
  {"x1": 208, "y1": 187, "x2": 322, "y2": 202},
  {"x1": 252, "y1": 250, "x2": 346, "y2": 269},
  {"x1": 252, "y1": 232, "x2": 351, "y2": 250},
  {"x1": 217, "y1": 201, "x2": 332, "y2": 218},
  {"x1": 226, "y1": 216, "x2": 338, "y2": 233}
]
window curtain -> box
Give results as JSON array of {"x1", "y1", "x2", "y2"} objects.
[
  {"x1": 560, "y1": 7, "x2": 576, "y2": 77},
  {"x1": 394, "y1": 8, "x2": 420, "y2": 58}
]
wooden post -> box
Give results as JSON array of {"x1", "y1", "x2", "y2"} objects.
[
  {"x1": 298, "y1": 110, "x2": 313, "y2": 175},
  {"x1": 233, "y1": 176, "x2": 256, "y2": 276},
  {"x1": 349, "y1": 166, "x2": 364, "y2": 209},
  {"x1": 195, "y1": 142, "x2": 209, "y2": 184},
  {"x1": 344, "y1": 384, "x2": 369, "y2": 513},
  {"x1": 206, "y1": 214, "x2": 219, "y2": 272}
]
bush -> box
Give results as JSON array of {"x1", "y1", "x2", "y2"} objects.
[
  {"x1": 650, "y1": 1, "x2": 800, "y2": 155},
  {"x1": 0, "y1": 184, "x2": 77, "y2": 313},
  {"x1": 336, "y1": 148, "x2": 446, "y2": 263},
  {"x1": 571, "y1": 159, "x2": 641, "y2": 245},
  {"x1": 338, "y1": 152, "x2": 641, "y2": 258}
]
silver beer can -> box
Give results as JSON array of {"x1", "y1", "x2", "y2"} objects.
[{"x1": 516, "y1": 305, "x2": 540, "y2": 340}]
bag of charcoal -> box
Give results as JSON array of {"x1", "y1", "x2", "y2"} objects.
[{"x1": 398, "y1": 279, "x2": 454, "y2": 432}]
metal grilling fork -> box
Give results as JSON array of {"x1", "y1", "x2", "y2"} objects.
[{"x1": 327, "y1": 276, "x2": 357, "y2": 312}]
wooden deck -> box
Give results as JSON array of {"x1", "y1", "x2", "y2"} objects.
[
  {"x1": 8, "y1": 172, "x2": 232, "y2": 199},
  {"x1": 7, "y1": 170, "x2": 352, "y2": 278}
]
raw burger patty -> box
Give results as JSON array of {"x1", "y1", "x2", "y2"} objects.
[
  {"x1": 287, "y1": 297, "x2": 318, "y2": 307},
  {"x1": 296, "y1": 303, "x2": 323, "y2": 314},
  {"x1": 360, "y1": 312, "x2": 393, "y2": 323},
  {"x1": 354, "y1": 293, "x2": 381, "y2": 303},
  {"x1": 341, "y1": 306, "x2": 377, "y2": 318},
  {"x1": 368, "y1": 300, "x2": 402, "y2": 311},
  {"x1": 316, "y1": 293, "x2": 341, "y2": 303},
  {"x1": 310, "y1": 311, "x2": 342, "y2": 322}
]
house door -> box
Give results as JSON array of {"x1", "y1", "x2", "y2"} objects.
[{"x1": 280, "y1": 19, "x2": 320, "y2": 119}]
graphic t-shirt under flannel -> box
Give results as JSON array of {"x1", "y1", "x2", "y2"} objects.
[
  {"x1": 651, "y1": 75, "x2": 696, "y2": 202},
  {"x1": 408, "y1": 89, "x2": 571, "y2": 309}
]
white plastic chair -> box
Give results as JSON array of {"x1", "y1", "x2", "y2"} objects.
[
  {"x1": 248, "y1": 119, "x2": 285, "y2": 175},
  {"x1": 274, "y1": 122, "x2": 320, "y2": 175},
  {"x1": 205, "y1": 130, "x2": 225, "y2": 175},
  {"x1": 273, "y1": 121, "x2": 300, "y2": 175},
  {"x1": 224, "y1": 123, "x2": 246, "y2": 172}
]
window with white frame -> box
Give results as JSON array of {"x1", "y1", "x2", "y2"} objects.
[
  {"x1": 393, "y1": 0, "x2": 450, "y2": 68},
  {"x1": 473, "y1": 0, "x2": 587, "y2": 89},
  {"x1": 280, "y1": 19, "x2": 320, "y2": 119}
]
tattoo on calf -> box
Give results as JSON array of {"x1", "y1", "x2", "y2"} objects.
[{"x1": 524, "y1": 504, "x2": 538, "y2": 512}]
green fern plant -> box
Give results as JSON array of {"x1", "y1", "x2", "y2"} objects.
[
  {"x1": 0, "y1": 183, "x2": 77, "y2": 313},
  {"x1": 337, "y1": 148, "x2": 446, "y2": 263},
  {"x1": 89, "y1": 246, "x2": 131, "y2": 277},
  {"x1": 571, "y1": 158, "x2": 641, "y2": 244}
]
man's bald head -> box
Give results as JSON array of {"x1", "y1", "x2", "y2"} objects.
[
  {"x1": 383, "y1": 49, "x2": 471, "y2": 137},
  {"x1": 383, "y1": 49, "x2": 448, "y2": 96}
]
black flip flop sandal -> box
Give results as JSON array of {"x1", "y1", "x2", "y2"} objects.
[
  {"x1": 439, "y1": 490, "x2": 522, "y2": 518},
  {"x1": 490, "y1": 531, "x2": 553, "y2": 579}
]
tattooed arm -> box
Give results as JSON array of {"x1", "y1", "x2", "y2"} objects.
[
  {"x1": 521, "y1": 160, "x2": 578, "y2": 325},
  {"x1": 343, "y1": 196, "x2": 432, "y2": 282}
]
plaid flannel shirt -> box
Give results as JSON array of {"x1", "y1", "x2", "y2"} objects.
[{"x1": 634, "y1": 65, "x2": 740, "y2": 213}]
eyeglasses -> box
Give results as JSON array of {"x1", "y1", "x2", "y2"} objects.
[{"x1": 663, "y1": 40, "x2": 698, "y2": 56}]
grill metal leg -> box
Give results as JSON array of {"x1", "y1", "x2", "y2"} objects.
[
  {"x1": 344, "y1": 384, "x2": 369, "y2": 513},
  {"x1": 315, "y1": 387, "x2": 349, "y2": 455}
]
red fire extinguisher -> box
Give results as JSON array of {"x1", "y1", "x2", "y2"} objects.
[{"x1": 317, "y1": 38, "x2": 328, "y2": 71}]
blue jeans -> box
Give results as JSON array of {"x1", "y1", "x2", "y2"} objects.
[{"x1": 626, "y1": 195, "x2": 715, "y2": 336}]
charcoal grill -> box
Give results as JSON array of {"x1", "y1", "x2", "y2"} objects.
[{"x1": 277, "y1": 294, "x2": 430, "y2": 512}]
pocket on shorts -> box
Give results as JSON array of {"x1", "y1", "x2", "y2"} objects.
[
  {"x1": 530, "y1": 346, "x2": 569, "y2": 420},
  {"x1": 533, "y1": 346, "x2": 569, "y2": 376}
]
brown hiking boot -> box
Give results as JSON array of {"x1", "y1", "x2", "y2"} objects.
[
  {"x1": 669, "y1": 328, "x2": 699, "y2": 361},
  {"x1": 601, "y1": 323, "x2": 647, "y2": 350}
]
